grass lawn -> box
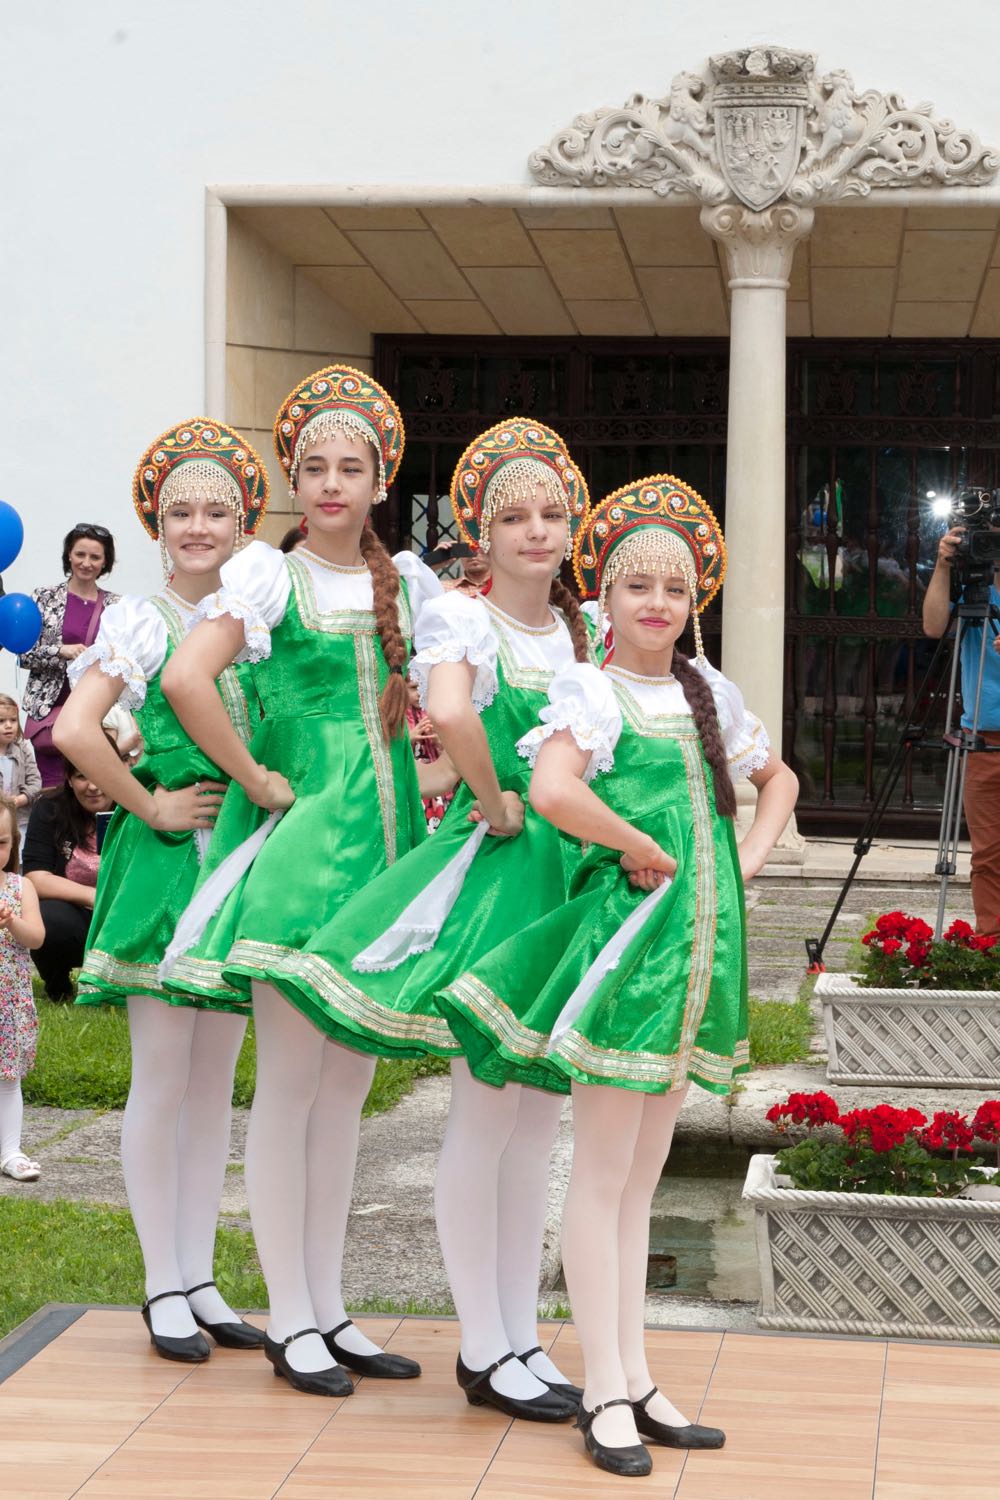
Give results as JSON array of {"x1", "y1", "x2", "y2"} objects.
[
  {"x1": 24, "y1": 995, "x2": 449, "y2": 1113},
  {"x1": 747, "y1": 993, "x2": 814, "y2": 1066},
  {"x1": 0, "y1": 1200, "x2": 455, "y2": 1340}
]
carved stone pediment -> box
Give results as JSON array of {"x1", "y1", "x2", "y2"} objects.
[{"x1": 529, "y1": 46, "x2": 1000, "y2": 207}]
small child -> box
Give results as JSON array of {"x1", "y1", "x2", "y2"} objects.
[
  {"x1": 0, "y1": 794, "x2": 45, "y2": 1181},
  {"x1": 0, "y1": 695, "x2": 41, "y2": 839}
]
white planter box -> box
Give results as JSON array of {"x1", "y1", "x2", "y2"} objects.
[
  {"x1": 744, "y1": 1153, "x2": 1000, "y2": 1340},
  {"x1": 816, "y1": 971, "x2": 1000, "y2": 1088}
]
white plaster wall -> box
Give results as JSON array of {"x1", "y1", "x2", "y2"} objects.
[{"x1": 0, "y1": 0, "x2": 994, "y2": 695}]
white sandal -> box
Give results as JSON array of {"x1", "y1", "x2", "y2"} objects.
[{"x1": 1, "y1": 1152, "x2": 40, "y2": 1181}]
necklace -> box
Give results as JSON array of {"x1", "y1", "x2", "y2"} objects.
[
  {"x1": 482, "y1": 596, "x2": 559, "y2": 636},
  {"x1": 605, "y1": 662, "x2": 676, "y2": 685},
  {"x1": 300, "y1": 546, "x2": 367, "y2": 575}
]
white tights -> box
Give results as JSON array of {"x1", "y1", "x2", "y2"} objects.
[
  {"x1": 561, "y1": 1081, "x2": 690, "y2": 1446},
  {"x1": 122, "y1": 996, "x2": 246, "y2": 1337},
  {"x1": 245, "y1": 982, "x2": 379, "y2": 1373},
  {"x1": 0, "y1": 1076, "x2": 25, "y2": 1162},
  {"x1": 435, "y1": 1059, "x2": 570, "y2": 1400}
]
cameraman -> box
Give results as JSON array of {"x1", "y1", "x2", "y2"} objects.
[{"x1": 923, "y1": 526, "x2": 1000, "y2": 935}]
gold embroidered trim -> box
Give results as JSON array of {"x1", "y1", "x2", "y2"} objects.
[
  {"x1": 298, "y1": 547, "x2": 367, "y2": 575},
  {"x1": 482, "y1": 596, "x2": 560, "y2": 637},
  {"x1": 676, "y1": 734, "x2": 716, "y2": 1060},
  {"x1": 354, "y1": 631, "x2": 395, "y2": 867},
  {"x1": 286, "y1": 554, "x2": 413, "y2": 637},
  {"x1": 604, "y1": 663, "x2": 676, "y2": 685},
  {"x1": 445, "y1": 974, "x2": 551, "y2": 1060},
  {"x1": 612, "y1": 685, "x2": 698, "y2": 741},
  {"x1": 278, "y1": 951, "x2": 459, "y2": 1050},
  {"x1": 151, "y1": 594, "x2": 251, "y2": 745},
  {"x1": 164, "y1": 952, "x2": 247, "y2": 997},
  {"x1": 79, "y1": 950, "x2": 164, "y2": 991}
]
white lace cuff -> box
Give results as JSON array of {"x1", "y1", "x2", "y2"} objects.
[
  {"x1": 727, "y1": 716, "x2": 771, "y2": 782},
  {"x1": 196, "y1": 591, "x2": 272, "y2": 665},
  {"x1": 69, "y1": 639, "x2": 148, "y2": 711},
  {"x1": 516, "y1": 717, "x2": 615, "y2": 781},
  {"x1": 409, "y1": 640, "x2": 499, "y2": 714}
]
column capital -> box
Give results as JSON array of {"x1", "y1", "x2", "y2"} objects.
[{"x1": 700, "y1": 204, "x2": 814, "y2": 290}]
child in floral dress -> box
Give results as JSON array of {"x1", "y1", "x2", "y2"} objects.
[{"x1": 0, "y1": 795, "x2": 46, "y2": 1181}]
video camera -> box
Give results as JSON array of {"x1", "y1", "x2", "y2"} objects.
[{"x1": 950, "y1": 488, "x2": 1000, "y2": 567}]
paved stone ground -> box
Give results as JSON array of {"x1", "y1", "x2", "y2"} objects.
[{"x1": 5, "y1": 873, "x2": 985, "y2": 1316}]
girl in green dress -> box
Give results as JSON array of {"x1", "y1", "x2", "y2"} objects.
[
  {"x1": 441, "y1": 478, "x2": 799, "y2": 1476},
  {"x1": 161, "y1": 367, "x2": 439, "y2": 1396},
  {"x1": 269, "y1": 419, "x2": 592, "y2": 1422},
  {"x1": 55, "y1": 419, "x2": 270, "y2": 1361}
]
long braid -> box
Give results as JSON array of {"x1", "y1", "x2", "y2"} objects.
[
  {"x1": 549, "y1": 576, "x2": 591, "y2": 663},
  {"x1": 358, "y1": 522, "x2": 409, "y2": 739},
  {"x1": 671, "y1": 651, "x2": 737, "y2": 817}
]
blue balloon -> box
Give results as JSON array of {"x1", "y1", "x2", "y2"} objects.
[
  {"x1": 0, "y1": 593, "x2": 42, "y2": 654},
  {"x1": 0, "y1": 502, "x2": 23, "y2": 573}
]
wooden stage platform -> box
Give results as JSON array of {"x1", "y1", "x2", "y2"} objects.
[{"x1": 1, "y1": 1309, "x2": 997, "y2": 1499}]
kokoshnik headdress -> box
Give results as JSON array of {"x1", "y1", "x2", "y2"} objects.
[
  {"x1": 133, "y1": 419, "x2": 270, "y2": 574},
  {"x1": 573, "y1": 475, "x2": 727, "y2": 663},
  {"x1": 450, "y1": 418, "x2": 589, "y2": 557},
  {"x1": 273, "y1": 364, "x2": 405, "y2": 504}
]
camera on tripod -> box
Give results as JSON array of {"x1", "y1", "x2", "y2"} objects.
[{"x1": 949, "y1": 488, "x2": 1000, "y2": 569}]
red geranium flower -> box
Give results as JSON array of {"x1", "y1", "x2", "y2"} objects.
[
  {"x1": 919, "y1": 1110, "x2": 974, "y2": 1154},
  {"x1": 972, "y1": 1101, "x2": 1000, "y2": 1142},
  {"x1": 881, "y1": 937, "x2": 903, "y2": 956},
  {"x1": 944, "y1": 919, "x2": 974, "y2": 943}
]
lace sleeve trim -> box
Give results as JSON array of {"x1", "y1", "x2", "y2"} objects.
[
  {"x1": 196, "y1": 592, "x2": 272, "y2": 665},
  {"x1": 69, "y1": 639, "x2": 148, "y2": 711},
  {"x1": 727, "y1": 718, "x2": 771, "y2": 782},
  {"x1": 516, "y1": 715, "x2": 615, "y2": 781},
  {"x1": 408, "y1": 640, "x2": 498, "y2": 715}
]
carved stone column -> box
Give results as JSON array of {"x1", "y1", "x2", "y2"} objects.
[{"x1": 702, "y1": 203, "x2": 813, "y2": 858}]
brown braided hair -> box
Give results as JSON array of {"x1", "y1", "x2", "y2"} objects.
[
  {"x1": 358, "y1": 522, "x2": 409, "y2": 738},
  {"x1": 671, "y1": 651, "x2": 737, "y2": 817},
  {"x1": 549, "y1": 576, "x2": 591, "y2": 664}
]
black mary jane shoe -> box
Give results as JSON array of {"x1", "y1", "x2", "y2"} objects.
[
  {"x1": 457, "y1": 1350, "x2": 576, "y2": 1422},
  {"x1": 322, "y1": 1318, "x2": 421, "y2": 1379},
  {"x1": 632, "y1": 1386, "x2": 726, "y2": 1449},
  {"x1": 575, "y1": 1398, "x2": 652, "y2": 1477},
  {"x1": 263, "y1": 1327, "x2": 355, "y2": 1397},
  {"x1": 185, "y1": 1280, "x2": 266, "y2": 1350},
  {"x1": 518, "y1": 1344, "x2": 583, "y2": 1405},
  {"x1": 141, "y1": 1290, "x2": 211, "y2": 1364}
]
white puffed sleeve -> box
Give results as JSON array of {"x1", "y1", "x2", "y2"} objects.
[
  {"x1": 68, "y1": 597, "x2": 168, "y2": 711},
  {"x1": 697, "y1": 661, "x2": 771, "y2": 782},
  {"x1": 410, "y1": 592, "x2": 500, "y2": 713},
  {"x1": 393, "y1": 550, "x2": 444, "y2": 630},
  {"x1": 195, "y1": 540, "x2": 290, "y2": 664},
  {"x1": 516, "y1": 662, "x2": 622, "y2": 780}
]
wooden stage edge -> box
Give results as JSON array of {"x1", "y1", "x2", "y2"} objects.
[{"x1": 4, "y1": 1307, "x2": 1000, "y2": 1500}]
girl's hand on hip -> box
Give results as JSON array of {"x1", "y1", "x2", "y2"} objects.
[
  {"x1": 468, "y1": 790, "x2": 525, "y2": 838},
  {"x1": 245, "y1": 766, "x2": 295, "y2": 811},
  {"x1": 151, "y1": 781, "x2": 226, "y2": 832}
]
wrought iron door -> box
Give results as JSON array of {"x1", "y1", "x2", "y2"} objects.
[{"x1": 375, "y1": 336, "x2": 1000, "y2": 836}]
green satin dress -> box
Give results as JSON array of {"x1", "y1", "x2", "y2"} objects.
[
  {"x1": 165, "y1": 551, "x2": 427, "y2": 1007},
  {"x1": 76, "y1": 593, "x2": 254, "y2": 1011},
  {"x1": 440, "y1": 662, "x2": 758, "y2": 1096},
  {"x1": 269, "y1": 595, "x2": 583, "y2": 1056}
]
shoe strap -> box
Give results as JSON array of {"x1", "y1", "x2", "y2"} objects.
[
  {"x1": 577, "y1": 1396, "x2": 634, "y2": 1431},
  {"x1": 517, "y1": 1345, "x2": 544, "y2": 1361},
  {"x1": 282, "y1": 1326, "x2": 322, "y2": 1347},
  {"x1": 184, "y1": 1281, "x2": 217, "y2": 1296},
  {"x1": 467, "y1": 1350, "x2": 517, "y2": 1389},
  {"x1": 327, "y1": 1319, "x2": 353, "y2": 1339},
  {"x1": 143, "y1": 1290, "x2": 188, "y2": 1311},
  {"x1": 634, "y1": 1387, "x2": 658, "y2": 1412}
]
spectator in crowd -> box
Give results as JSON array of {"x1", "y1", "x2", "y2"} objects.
[
  {"x1": 0, "y1": 794, "x2": 45, "y2": 1182},
  {"x1": 923, "y1": 524, "x2": 1000, "y2": 934},
  {"x1": 278, "y1": 523, "x2": 308, "y2": 554},
  {"x1": 22, "y1": 756, "x2": 113, "y2": 999},
  {"x1": 19, "y1": 524, "x2": 119, "y2": 787},
  {"x1": 0, "y1": 695, "x2": 42, "y2": 839}
]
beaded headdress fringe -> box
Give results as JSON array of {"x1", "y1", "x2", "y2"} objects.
[
  {"x1": 480, "y1": 457, "x2": 570, "y2": 555},
  {"x1": 601, "y1": 531, "x2": 705, "y2": 662},
  {"x1": 292, "y1": 411, "x2": 386, "y2": 503}
]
